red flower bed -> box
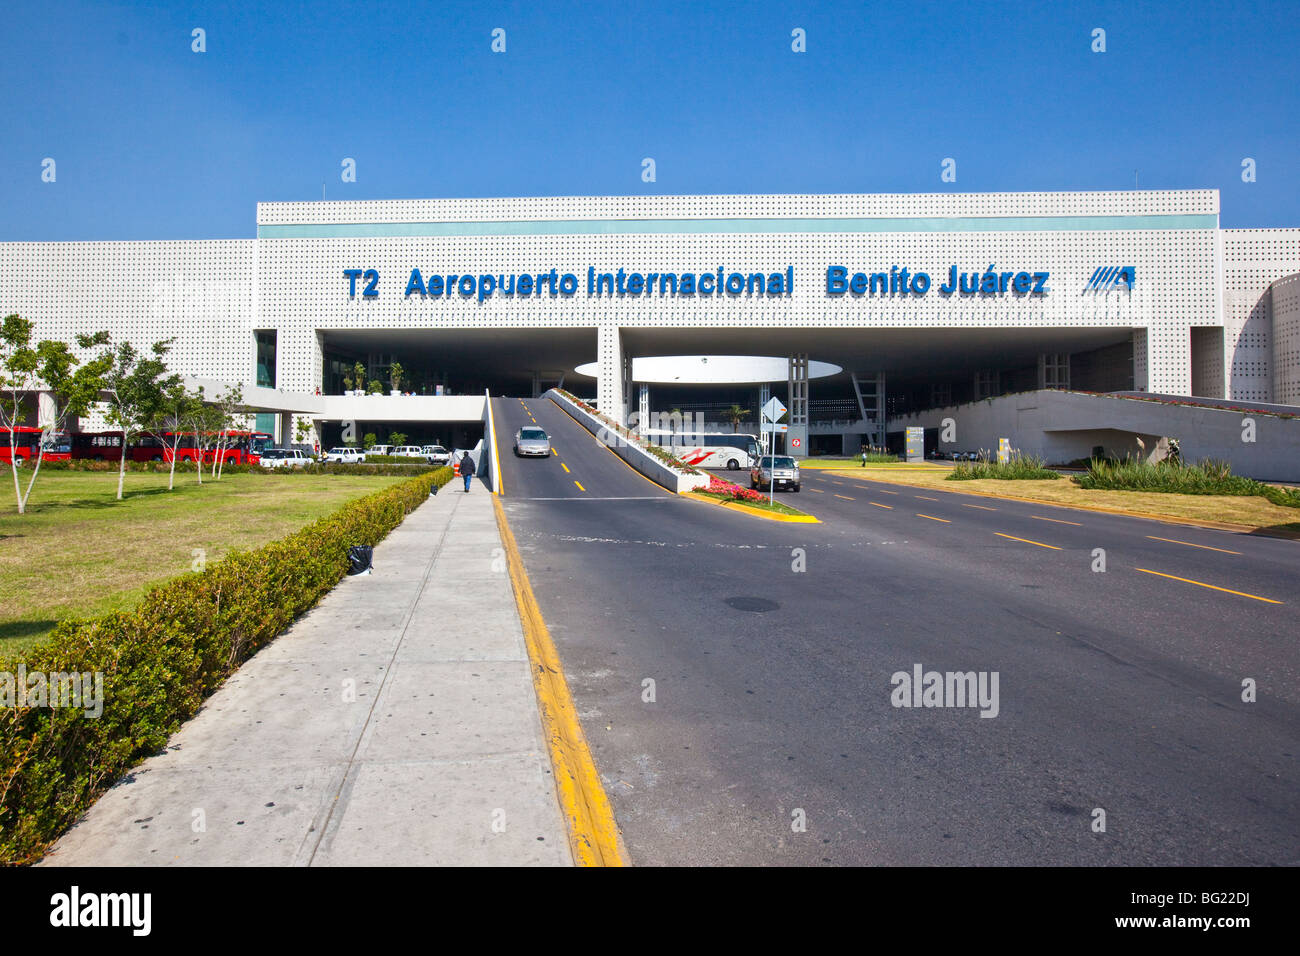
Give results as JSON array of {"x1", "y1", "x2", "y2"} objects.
[{"x1": 700, "y1": 474, "x2": 769, "y2": 503}]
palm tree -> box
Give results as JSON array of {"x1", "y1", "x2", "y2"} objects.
[{"x1": 723, "y1": 404, "x2": 749, "y2": 433}]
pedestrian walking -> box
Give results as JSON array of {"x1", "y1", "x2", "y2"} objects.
[
  {"x1": 860, "y1": 444, "x2": 868, "y2": 467},
  {"x1": 460, "y1": 451, "x2": 475, "y2": 492}
]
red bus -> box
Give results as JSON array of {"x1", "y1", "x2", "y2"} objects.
[
  {"x1": 70, "y1": 431, "x2": 126, "y2": 461},
  {"x1": 1, "y1": 426, "x2": 71, "y2": 465},
  {"x1": 130, "y1": 430, "x2": 273, "y2": 465}
]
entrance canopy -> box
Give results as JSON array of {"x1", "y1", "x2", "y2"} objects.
[{"x1": 573, "y1": 355, "x2": 842, "y2": 384}]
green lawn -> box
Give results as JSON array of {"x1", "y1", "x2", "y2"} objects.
[{"x1": 0, "y1": 470, "x2": 408, "y2": 656}]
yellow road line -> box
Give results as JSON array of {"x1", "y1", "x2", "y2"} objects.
[
  {"x1": 870, "y1": 502, "x2": 893, "y2": 509},
  {"x1": 1136, "y1": 567, "x2": 1281, "y2": 604},
  {"x1": 574, "y1": 480, "x2": 586, "y2": 492},
  {"x1": 915, "y1": 495, "x2": 939, "y2": 501},
  {"x1": 561, "y1": 462, "x2": 570, "y2": 473},
  {"x1": 994, "y1": 532, "x2": 1060, "y2": 550},
  {"x1": 962, "y1": 503, "x2": 997, "y2": 511},
  {"x1": 917, "y1": 513, "x2": 950, "y2": 523},
  {"x1": 809, "y1": 488, "x2": 825, "y2": 493},
  {"x1": 874, "y1": 489, "x2": 899, "y2": 495},
  {"x1": 1031, "y1": 515, "x2": 1081, "y2": 526},
  {"x1": 548, "y1": 397, "x2": 670, "y2": 496},
  {"x1": 492, "y1": 497, "x2": 627, "y2": 866},
  {"x1": 834, "y1": 493, "x2": 854, "y2": 500},
  {"x1": 1146, "y1": 535, "x2": 1242, "y2": 555}
]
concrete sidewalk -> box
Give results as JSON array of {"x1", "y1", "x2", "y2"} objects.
[{"x1": 41, "y1": 479, "x2": 572, "y2": 866}]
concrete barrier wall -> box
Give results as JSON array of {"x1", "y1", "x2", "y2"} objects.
[
  {"x1": 545, "y1": 389, "x2": 710, "y2": 493},
  {"x1": 481, "y1": 390, "x2": 502, "y2": 493},
  {"x1": 889, "y1": 389, "x2": 1300, "y2": 481}
]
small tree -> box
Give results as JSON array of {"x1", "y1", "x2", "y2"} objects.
[
  {"x1": 363, "y1": 432, "x2": 377, "y2": 449},
  {"x1": 97, "y1": 337, "x2": 181, "y2": 500},
  {"x1": 294, "y1": 416, "x2": 313, "y2": 451},
  {"x1": 342, "y1": 374, "x2": 353, "y2": 393},
  {"x1": 148, "y1": 383, "x2": 204, "y2": 491},
  {"x1": 723, "y1": 404, "x2": 749, "y2": 433},
  {"x1": 353, "y1": 362, "x2": 366, "y2": 393},
  {"x1": 367, "y1": 379, "x2": 382, "y2": 395},
  {"x1": 0, "y1": 317, "x2": 111, "y2": 513},
  {"x1": 210, "y1": 384, "x2": 247, "y2": 480},
  {"x1": 185, "y1": 389, "x2": 222, "y2": 484},
  {"x1": 390, "y1": 362, "x2": 404, "y2": 393},
  {"x1": 388, "y1": 431, "x2": 407, "y2": 447}
]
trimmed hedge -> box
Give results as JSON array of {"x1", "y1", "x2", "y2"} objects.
[{"x1": 0, "y1": 466, "x2": 453, "y2": 864}]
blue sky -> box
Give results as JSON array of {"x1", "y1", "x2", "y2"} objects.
[{"x1": 2, "y1": 0, "x2": 1296, "y2": 239}]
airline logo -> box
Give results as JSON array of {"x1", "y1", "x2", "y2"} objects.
[{"x1": 1084, "y1": 265, "x2": 1135, "y2": 292}]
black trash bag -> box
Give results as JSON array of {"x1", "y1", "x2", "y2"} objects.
[{"x1": 347, "y1": 545, "x2": 374, "y2": 575}]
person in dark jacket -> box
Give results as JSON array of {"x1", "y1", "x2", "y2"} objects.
[{"x1": 460, "y1": 451, "x2": 475, "y2": 492}]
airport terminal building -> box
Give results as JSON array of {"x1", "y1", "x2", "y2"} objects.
[{"x1": 3, "y1": 190, "x2": 1298, "y2": 469}]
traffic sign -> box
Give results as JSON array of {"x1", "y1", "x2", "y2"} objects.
[
  {"x1": 762, "y1": 397, "x2": 787, "y2": 422},
  {"x1": 791, "y1": 437, "x2": 801, "y2": 448}
]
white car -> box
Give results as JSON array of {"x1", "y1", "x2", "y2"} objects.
[
  {"x1": 322, "y1": 446, "x2": 365, "y2": 463},
  {"x1": 259, "y1": 448, "x2": 310, "y2": 468},
  {"x1": 368, "y1": 444, "x2": 392, "y2": 457},
  {"x1": 514, "y1": 427, "x2": 551, "y2": 457},
  {"x1": 391, "y1": 445, "x2": 427, "y2": 459},
  {"x1": 422, "y1": 444, "x2": 451, "y2": 465}
]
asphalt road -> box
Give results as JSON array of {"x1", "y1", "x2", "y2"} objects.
[{"x1": 495, "y1": 397, "x2": 1300, "y2": 866}]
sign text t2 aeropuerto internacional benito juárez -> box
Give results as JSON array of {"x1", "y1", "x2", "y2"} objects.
[{"x1": 342, "y1": 264, "x2": 1053, "y2": 302}]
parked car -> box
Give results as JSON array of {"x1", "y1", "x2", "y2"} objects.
[
  {"x1": 391, "y1": 445, "x2": 427, "y2": 459},
  {"x1": 422, "y1": 444, "x2": 451, "y2": 465},
  {"x1": 750, "y1": 455, "x2": 801, "y2": 492},
  {"x1": 368, "y1": 444, "x2": 392, "y2": 457},
  {"x1": 514, "y1": 427, "x2": 551, "y2": 457},
  {"x1": 260, "y1": 448, "x2": 311, "y2": 468},
  {"x1": 322, "y1": 447, "x2": 365, "y2": 463}
]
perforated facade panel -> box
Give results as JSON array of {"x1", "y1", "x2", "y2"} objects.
[
  {"x1": 3, "y1": 191, "x2": 1299, "y2": 418},
  {"x1": 1220, "y1": 229, "x2": 1300, "y2": 404}
]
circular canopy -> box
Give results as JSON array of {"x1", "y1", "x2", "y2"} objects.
[{"x1": 573, "y1": 355, "x2": 842, "y2": 385}]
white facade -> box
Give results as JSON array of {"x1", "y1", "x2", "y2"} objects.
[{"x1": 2, "y1": 190, "x2": 1298, "y2": 438}]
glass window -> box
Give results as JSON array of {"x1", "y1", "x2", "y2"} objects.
[{"x1": 254, "y1": 331, "x2": 277, "y2": 389}]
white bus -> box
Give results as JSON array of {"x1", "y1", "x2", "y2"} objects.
[{"x1": 644, "y1": 432, "x2": 760, "y2": 471}]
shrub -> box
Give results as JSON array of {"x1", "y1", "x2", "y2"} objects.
[
  {"x1": 0, "y1": 466, "x2": 453, "y2": 863},
  {"x1": 947, "y1": 453, "x2": 1060, "y2": 481},
  {"x1": 1077, "y1": 457, "x2": 1300, "y2": 507}
]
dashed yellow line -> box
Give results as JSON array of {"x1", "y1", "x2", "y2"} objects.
[
  {"x1": 994, "y1": 532, "x2": 1060, "y2": 550},
  {"x1": 870, "y1": 502, "x2": 893, "y2": 509},
  {"x1": 915, "y1": 495, "x2": 939, "y2": 501},
  {"x1": 574, "y1": 480, "x2": 586, "y2": 492},
  {"x1": 874, "y1": 489, "x2": 899, "y2": 495},
  {"x1": 834, "y1": 493, "x2": 854, "y2": 500},
  {"x1": 1136, "y1": 568, "x2": 1281, "y2": 604},
  {"x1": 917, "y1": 513, "x2": 950, "y2": 523},
  {"x1": 1031, "y1": 515, "x2": 1082, "y2": 526},
  {"x1": 561, "y1": 462, "x2": 570, "y2": 473},
  {"x1": 809, "y1": 488, "x2": 825, "y2": 493},
  {"x1": 1146, "y1": 536, "x2": 1241, "y2": 555},
  {"x1": 962, "y1": 503, "x2": 997, "y2": 511}
]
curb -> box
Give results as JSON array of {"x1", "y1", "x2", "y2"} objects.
[
  {"x1": 681, "y1": 490, "x2": 821, "y2": 523},
  {"x1": 492, "y1": 496, "x2": 629, "y2": 866},
  {"x1": 822, "y1": 469, "x2": 1300, "y2": 539}
]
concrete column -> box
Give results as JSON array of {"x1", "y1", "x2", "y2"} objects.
[
  {"x1": 37, "y1": 391, "x2": 57, "y2": 427},
  {"x1": 787, "y1": 353, "x2": 809, "y2": 457},
  {"x1": 637, "y1": 384, "x2": 649, "y2": 434},
  {"x1": 596, "y1": 325, "x2": 625, "y2": 421}
]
